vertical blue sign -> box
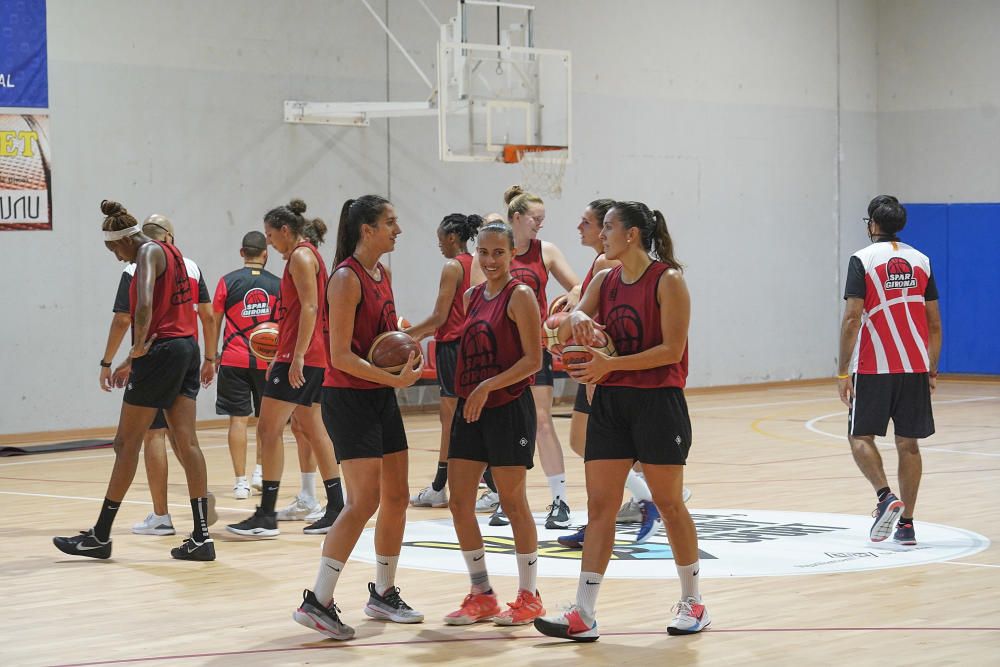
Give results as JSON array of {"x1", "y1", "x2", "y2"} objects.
[{"x1": 0, "y1": 0, "x2": 48, "y2": 109}]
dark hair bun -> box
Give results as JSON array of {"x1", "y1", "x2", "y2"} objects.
[
  {"x1": 503, "y1": 185, "x2": 525, "y2": 205},
  {"x1": 288, "y1": 198, "x2": 307, "y2": 215},
  {"x1": 101, "y1": 199, "x2": 125, "y2": 216},
  {"x1": 310, "y1": 218, "x2": 328, "y2": 243}
]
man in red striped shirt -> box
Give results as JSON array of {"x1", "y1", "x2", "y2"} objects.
[{"x1": 837, "y1": 195, "x2": 943, "y2": 547}]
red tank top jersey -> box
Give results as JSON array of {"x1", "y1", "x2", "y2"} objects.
[
  {"x1": 455, "y1": 279, "x2": 530, "y2": 408},
  {"x1": 324, "y1": 257, "x2": 399, "y2": 389},
  {"x1": 581, "y1": 254, "x2": 600, "y2": 294},
  {"x1": 274, "y1": 242, "x2": 328, "y2": 367},
  {"x1": 129, "y1": 240, "x2": 197, "y2": 339},
  {"x1": 598, "y1": 262, "x2": 688, "y2": 389},
  {"x1": 435, "y1": 253, "x2": 473, "y2": 342},
  {"x1": 511, "y1": 239, "x2": 549, "y2": 315},
  {"x1": 213, "y1": 267, "x2": 281, "y2": 369}
]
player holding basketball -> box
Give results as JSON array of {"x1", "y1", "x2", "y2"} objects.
[
  {"x1": 293, "y1": 195, "x2": 423, "y2": 640},
  {"x1": 838, "y1": 195, "x2": 941, "y2": 546},
  {"x1": 499, "y1": 185, "x2": 580, "y2": 529},
  {"x1": 406, "y1": 213, "x2": 485, "y2": 508},
  {"x1": 227, "y1": 200, "x2": 343, "y2": 537},
  {"x1": 55, "y1": 200, "x2": 215, "y2": 561},
  {"x1": 442, "y1": 221, "x2": 545, "y2": 626},
  {"x1": 212, "y1": 231, "x2": 280, "y2": 499},
  {"x1": 535, "y1": 201, "x2": 709, "y2": 640}
]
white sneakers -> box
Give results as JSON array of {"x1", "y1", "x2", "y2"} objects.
[
  {"x1": 276, "y1": 495, "x2": 322, "y2": 521},
  {"x1": 475, "y1": 490, "x2": 500, "y2": 513},
  {"x1": 234, "y1": 479, "x2": 251, "y2": 500},
  {"x1": 410, "y1": 485, "x2": 448, "y2": 508},
  {"x1": 305, "y1": 504, "x2": 327, "y2": 523},
  {"x1": 131, "y1": 513, "x2": 176, "y2": 536}
]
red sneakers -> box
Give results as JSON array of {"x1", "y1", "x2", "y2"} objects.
[
  {"x1": 494, "y1": 589, "x2": 545, "y2": 626},
  {"x1": 443, "y1": 591, "x2": 502, "y2": 625},
  {"x1": 533, "y1": 605, "x2": 599, "y2": 642}
]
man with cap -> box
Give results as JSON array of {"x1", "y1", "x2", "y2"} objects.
[{"x1": 212, "y1": 231, "x2": 281, "y2": 499}]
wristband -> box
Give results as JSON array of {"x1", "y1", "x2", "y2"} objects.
[
  {"x1": 100, "y1": 360, "x2": 112, "y2": 368},
  {"x1": 204, "y1": 357, "x2": 215, "y2": 362},
  {"x1": 929, "y1": 371, "x2": 938, "y2": 378},
  {"x1": 836, "y1": 373, "x2": 850, "y2": 379}
]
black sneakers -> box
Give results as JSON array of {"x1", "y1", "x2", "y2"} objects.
[
  {"x1": 226, "y1": 507, "x2": 279, "y2": 537},
  {"x1": 171, "y1": 535, "x2": 216, "y2": 561},
  {"x1": 293, "y1": 589, "x2": 356, "y2": 640},
  {"x1": 489, "y1": 507, "x2": 510, "y2": 526},
  {"x1": 53, "y1": 529, "x2": 112, "y2": 560},
  {"x1": 303, "y1": 510, "x2": 340, "y2": 535},
  {"x1": 545, "y1": 499, "x2": 571, "y2": 529},
  {"x1": 364, "y1": 582, "x2": 425, "y2": 623}
]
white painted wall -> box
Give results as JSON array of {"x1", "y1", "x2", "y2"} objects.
[{"x1": 1, "y1": 0, "x2": 879, "y2": 434}]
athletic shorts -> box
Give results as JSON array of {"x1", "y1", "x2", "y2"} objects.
[
  {"x1": 322, "y1": 387, "x2": 408, "y2": 461},
  {"x1": 573, "y1": 382, "x2": 591, "y2": 415},
  {"x1": 849, "y1": 372, "x2": 935, "y2": 439},
  {"x1": 123, "y1": 337, "x2": 200, "y2": 410},
  {"x1": 262, "y1": 362, "x2": 324, "y2": 406},
  {"x1": 449, "y1": 391, "x2": 536, "y2": 468},
  {"x1": 532, "y1": 348, "x2": 554, "y2": 387},
  {"x1": 216, "y1": 366, "x2": 267, "y2": 417},
  {"x1": 586, "y1": 385, "x2": 691, "y2": 465},
  {"x1": 435, "y1": 339, "x2": 460, "y2": 398}
]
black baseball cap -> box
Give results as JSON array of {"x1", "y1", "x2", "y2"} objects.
[{"x1": 242, "y1": 231, "x2": 267, "y2": 251}]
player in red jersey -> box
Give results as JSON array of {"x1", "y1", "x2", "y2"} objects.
[
  {"x1": 406, "y1": 213, "x2": 485, "y2": 508},
  {"x1": 838, "y1": 195, "x2": 942, "y2": 546},
  {"x1": 441, "y1": 221, "x2": 545, "y2": 627},
  {"x1": 498, "y1": 185, "x2": 581, "y2": 530},
  {"x1": 55, "y1": 200, "x2": 215, "y2": 561},
  {"x1": 293, "y1": 195, "x2": 424, "y2": 641},
  {"x1": 535, "y1": 201, "x2": 709, "y2": 641},
  {"x1": 227, "y1": 200, "x2": 343, "y2": 537}
]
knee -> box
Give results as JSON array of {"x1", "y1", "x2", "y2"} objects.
[
  {"x1": 502, "y1": 498, "x2": 531, "y2": 523},
  {"x1": 347, "y1": 494, "x2": 380, "y2": 519},
  {"x1": 382, "y1": 488, "x2": 409, "y2": 515},
  {"x1": 586, "y1": 496, "x2": 617, "y2": 524},
  {"x1": 650, "y1": 493, "x2": 686, "y2": 522}
]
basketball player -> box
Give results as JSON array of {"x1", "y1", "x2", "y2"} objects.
[
  {"x1": 293, "y1": 195, "x2": 423, "y2": 640},
  {"x1": 535, "y1": 201, "x2": 709, "y2": 640},
  {"x1": 226, "y1": 200, "x2": 344, "y2": 537},
  {"x1": 498, "y1": 185, "x2": 580, "y2": 529},
  {"x1": 212, "y1": 231, "x2": 280, "y2": 499},
  {"x1": 406, "y1": 213, "x2": 485, "y2": 508},
  {"x1": 838, "y1": 195, "x2": 941, "y2": 546},
  {"x1": 54, "y1": 200, "x2": 214, "y2": 561},
  {"x1": 442, "y1": 221, "x2": 546, "y2": 626}
]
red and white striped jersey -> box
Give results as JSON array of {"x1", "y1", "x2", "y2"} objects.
[{"x1": 844, "y1": 240, "x2": 939, "y2": 375}]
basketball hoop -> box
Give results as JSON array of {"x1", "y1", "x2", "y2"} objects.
[{"x1": 502, "y1": 145, "x2": 569, "y2": 198}]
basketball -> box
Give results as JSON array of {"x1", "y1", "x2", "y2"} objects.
[
  {"x1": 247, "y1": 322, "x2": 280, "y2": 362},
  {"x1": 542, "y1": 311, "x2": 569, "y2": 352},
  {"x1": 368, "y1": 330, "x2": 422, "y2": 373},
  {"x1": 561, "y1": 330, "x2": 617, "y2": 367},
  {"x1": 548, "y1": 293, "x2": 571, "y2": 316},
  {"x1": 886, "y1": 257, "x2": 910, "y2": 276}
]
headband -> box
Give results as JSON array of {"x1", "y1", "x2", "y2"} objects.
[{"x1": 103, "y1": 226, "x2": 141, "y2": 242}]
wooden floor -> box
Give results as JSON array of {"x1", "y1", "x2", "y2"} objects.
[{"x1": 2, "y1": 379, "x2": 998, "y2": 666}]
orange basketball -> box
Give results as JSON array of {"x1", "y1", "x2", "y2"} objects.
[
  {"x1": 368, "y1": 331, "x2": 422, "y2": 374},
  {"x1": 248, "y1": 322, "x2": 280, "y2": 362},
  {"x1": 548, "y1": 293, "x2": 571, "y2": 316},
  {"x1": 542, "y1": 311, "x2": 570, "y2": 352},
  {"x1": 561, "y1": 330, "x2": 617, "y2": 367}
]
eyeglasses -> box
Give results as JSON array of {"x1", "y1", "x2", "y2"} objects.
[{"x1": 862, "y1": 217, "x2": 871, "y2": 225}]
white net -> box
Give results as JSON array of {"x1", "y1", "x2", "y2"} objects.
[{"x1": 517, "y1": 148, "x2": 569, "y2": 199}]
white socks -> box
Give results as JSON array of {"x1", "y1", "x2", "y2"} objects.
[
  {"x1": 676, "y1": 561, "x2": 701, "y2": 601},
  {"x1": 516, "y1": 551, "x2": 538, "y2": 593},
  {"x1": 576, "y1": 571, "x2": 602, "y2": 618},
  {"x1": 547, "y1": 474, "x2": 566, "y2": 504},
  {"x1": 301, "y1": 472, "x2": 317, "y2": 502},
  {"x1": 314, "y1": 556, "x2": 345, "y2": 606},
  {"x1": 462, "y1": 548, "x2": 492, "y2": 593},
  {"x1": 375, "y1": 554, "x2": 399, "y2": 595},
  {"x1": 625, "y1": 469, "x2": 652, "y2": 502}
]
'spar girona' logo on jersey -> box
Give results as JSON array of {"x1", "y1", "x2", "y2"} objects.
[
  {"x1": 241, "y1": 288, "x2": 272, "y2": 318},
  {"x1": 884, "y1": 257, "x2": 917, "y2": 290}
]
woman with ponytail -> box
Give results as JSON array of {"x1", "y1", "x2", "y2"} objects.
[
  {"x1": 294, "y1": 195, "x2": 424, "y2": 641},
  {"x1": 406, "y1": 213, "x2": 486, "y2": 507},
  {"x1": 227, "y1": 199, "x2": 344, "y2": 538},
  {"x1": 535, "y1": 201, "x2": 709, "y2": 641}
]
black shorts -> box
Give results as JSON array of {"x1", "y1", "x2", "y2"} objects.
[
  {"x1": 151, "y1": 409, "x2": 168, "y2": 430},
  {"x1": 586, "y1": 385, "x2": 691, "y2": 465},
  {"x1": 573, "y1": 383, "x2": 591, "y2": 415},
  {"x1": 262, "y1": 363, "x2": 324, "y2": 406},
  {"x1": 435, "y1": 340, "x2": 460, "y2": 398},
  {"x1": 217, "y1": 366, "x2": 267, "y2": 417},
  {"x1": 123, "y1": 337, "x2": 200, "y2": 409},
  {"x1": 322, "y1": 387, "x2": 408, "y2": 461},
  {"x1": 449, "y1": 391, "x2": 536, "y2": 468},
  {"x1": 849, "y1": 373, "x2": 935, "y2": 439},
  {"x1": 532, "y1": 348, "x2": 554, "y2": 387}
]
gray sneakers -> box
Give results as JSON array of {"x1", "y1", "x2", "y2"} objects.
[
  {"x1": 293, "y1": 589, "x2": 355, "y2": 640},
  {"x1": 364, "y1": 582, "x2": 424, "y2": 623}
]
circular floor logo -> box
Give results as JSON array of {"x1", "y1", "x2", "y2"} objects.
[{"x1": 351, "y1": 509, "x2": 989, "y2": 579}]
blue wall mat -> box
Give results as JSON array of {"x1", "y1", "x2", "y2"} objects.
[
  {"x1": 942, "y1": 204, "x2": 1000, "y2": 374},
  {"x1": 903, "y1": 204, "x2": 950, "y2": 372}
]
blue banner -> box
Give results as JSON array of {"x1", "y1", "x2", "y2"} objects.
[{"x1": 0, "y1": 0, "x2": 48, "y2": 109}]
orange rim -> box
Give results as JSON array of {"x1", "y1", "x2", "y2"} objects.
[{"x1": 502, "y1": 144, "x2": 567, "y2": 164}]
